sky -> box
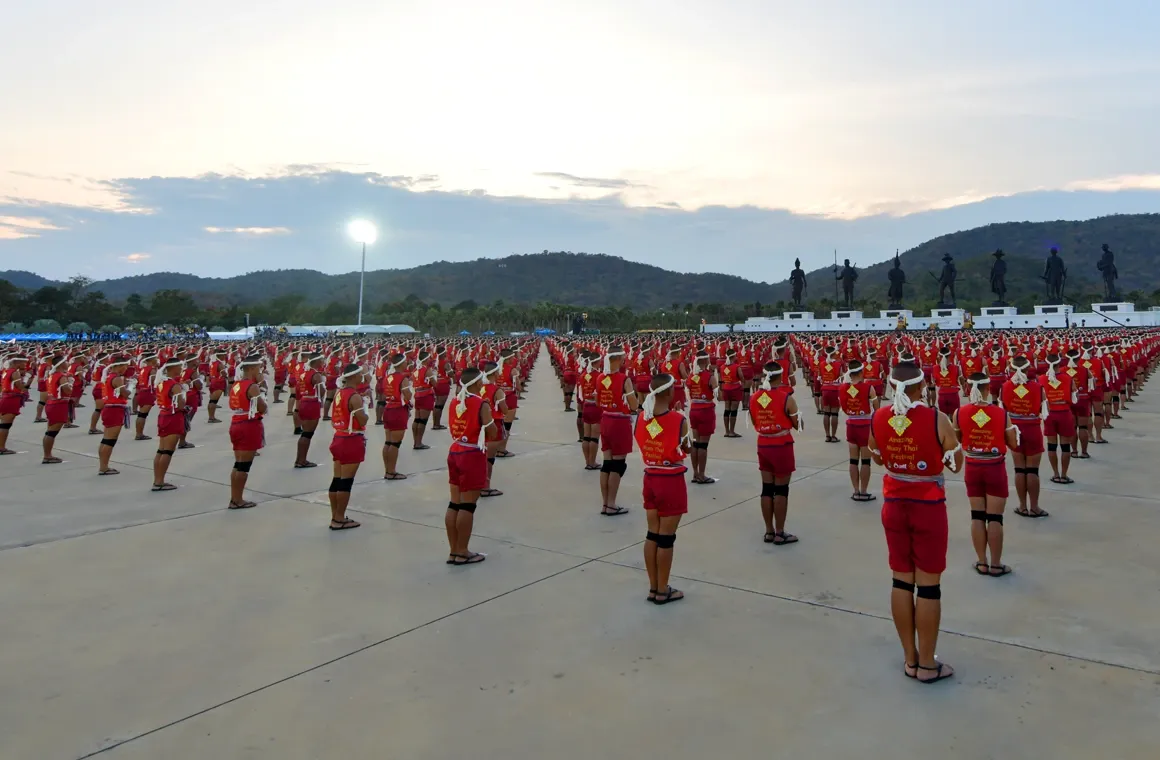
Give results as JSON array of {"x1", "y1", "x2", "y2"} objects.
[{"x1": 2, "y1": 0, "x2": 1159, "y2": 281}]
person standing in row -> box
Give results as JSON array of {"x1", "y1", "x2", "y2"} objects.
[
  {"x1": 750, "y1": 361, "x2": 802, "y2": 544},
  {"x1": 596, "y1": 348, "x2": 639, "y2": 516},
  {"x1": 327, "y1": 364, "x2": 369, "y2": 530},
  {"x1": 686, "y1": 351, "x2": 718, "y2": 484},
  {"x1": 151, "y1": 357, "x2": 186, "y2": 492},
  {"x1": 445, "y1": 368, "x2": 494, "y2": 565},
  {"x1": 227, "y1": 355, "x2": 267, "y2": 510}
]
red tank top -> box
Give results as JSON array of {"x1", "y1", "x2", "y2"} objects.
[
  {"x1": 838, "y1": 381, "x2": 872, "y2": 421},
  {"x1": 297, "y1": 369, "x2": 322, "y2": 401},
  {"x1": 229, "y1": 379, "x2": 261, "y2": 419},
  {"x1": 449, "y1": 394, "x2": 486, "y2": 451},
  {"x1": 1, "y1": 368, "x2": 21, "y2": 394},
  {"x1": 331, "y1": 387, "x2": 365, "y2": 436},
  {"x1": 596, "y1": 372, "x2": 631, "y2": 415},
  {"x1": 819, "y1": 360, "x2": 842, "y2": 387},
  {"x1": 1040, "y1": 373, "x2": 1073, "y2": 411},
  {"x1": 957, "y1": 403, "x2": 1007, "y2": 459},
  {"x1": 156, "y1": 378, "x2": 182, "y2": 414},
  {"x1": 578, "y1": 370, "x2": 599, "y2": 403},
  {"x1": 46, "y1": 371, "x2": 68, "y2": 401},
  {"x1": 1000, "y1": 380, "x2": 1042, "y2": 420},
  {"x1": 933, "y1": 364, "x2": 960, "y2": 391},
  {"x1": 381, "y1": 372, "x2": 407, "y2": 406},
  {"x1": 102, "y1": 374, "x2": 127, "y2": 406},
  {"x1": 871, "y1": 404, "x2": 945, "y2": 501},
  {"x1": 413, "y1": 366, "x2": 434, "y2": 396},
  {"x1": 688, "y1": 369, "x2": 714, "y2": 402},
  {"x1": 720, "y1": 363, "x2": 742, "y2": 389},
  {"x1": 660, "y1": 360, "x2": 684, "y2": 389},
  {"x1": 749, "y1": 387, "x2": 794, "y2": 445},
  {"x1": 634, "y1": 411, "x2": 688, "y2": 473}
]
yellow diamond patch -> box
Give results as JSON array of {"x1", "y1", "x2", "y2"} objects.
[
  {"x1": 232, "y1": 383, "x2": 242, "y2": 394},
  {"x1": 1066, "y1": 368, "x2": 1077, "y2": 377},
  {"x1": 1049, "y1": 380, "x2": 1061, "y2": 389},
  {"x1": 887, "y1": 415, "x2": 912, "y2": 436},
  {"x1": 601, "y1": 376, "x2": 612, "y2": 388},
  {"x1": 455, "y1": 402, "x2": 467, "y2": 417},
  {"x1": 824, "y1": 363, "x2": 833, "y2": 372},
  {"x1": 971, "y1": 409, "x2": 991, "y2": 427},
  {"x1": 645, "y1": 419, "x2": 663, "y2": 439},
  {"x1": 756, "y1": 393, "x2": 772, "y2": 408},
  {"x1": 1014, "y1": 385, "x2": 1029, "y2": 398},
  {"x1": 846, "y1": 385, "x2": 859, "y2": 397}
]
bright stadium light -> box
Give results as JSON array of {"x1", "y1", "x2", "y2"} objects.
[{"x1": 347, "y1": 220, "x2": 378, "y2": 326}]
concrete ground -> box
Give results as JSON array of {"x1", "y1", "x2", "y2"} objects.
[{"x1": 1, "y1": 346, "x2": 1159, "y2": 759}]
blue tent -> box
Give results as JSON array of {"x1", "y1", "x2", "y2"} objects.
[
  {"x1": 534, "y1": 328, "x2": 556, "y2": 335},
  {"x1": 459, "y1": 330, "x2": 471, "y2": 335},
  {"x1": 482, "y1": 330, "x2": 496, "y2": 336}
]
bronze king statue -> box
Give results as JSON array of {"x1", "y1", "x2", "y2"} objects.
[
  {"x1": 1043, "y1": 246, "x2": 1067, "y2": 304},
  {"x1": 887, "y1": 252, "x2": 906, "y2": 308},
  {"x1": 1097, "y1": 243, "x2": 1119, "y2": 301},
  {"x1": 789, "y1": 257, "x2": 807, "y2": 308},
  {"x1": 835, "y1": 258, "x2": 858, "y2": 308},
  {"x1": 990, "y1": 249, "x2": 1007, "y2": 306}
]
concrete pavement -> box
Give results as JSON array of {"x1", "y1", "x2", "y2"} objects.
[{"x1": 1, "y1": 345, "x2": 1158, "y2": 759}]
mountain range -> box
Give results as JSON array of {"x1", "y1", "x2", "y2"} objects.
[{"x1": 3, "y1": 214, "x2": 1158, "y2": 311}]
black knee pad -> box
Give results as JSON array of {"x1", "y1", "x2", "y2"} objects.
[
  {"x1": 612, "y1": 459, "x2": 628, "y2": 477},
  {"x1": 0, "y1": 422, "x2": 11, "y2": 430},
  {"x1": 289, "y1": 393, "x2": 297, "y2": 400},
  {"x1": 447, "y1": 501, "x2": 461, "y2": 512},
  {"x1": 1026, "y1": 466, "x2": 1040, "y2": 477},
  {"x1": 434, "y1": 404, "x2": 445, "y2": 411},
  {"x1": 970, "y1": 510, "x2": 986, "y2": 522},
  {"x1": 338, "y1": 477, "x2": 354, "y2": 492},
  {"x1": 985, "y1": 513, "x2": 1004, "y2": 525},
  {"x1": 654, "y1": 533, "x2": 676, "y2": 549},
  {"x1": 1077, "y1": 425, "x2": 1088, "y2": 431},
  {"x1": 329, "y1": 477, "x2": 342, "y2": 493},
  {"x1": 916, "y1": 584, "x2": 942, "y2": 600},
  {"x1": 37, "y1": 401, "x2": 45, "y2": 407},
  {"x1": 300, "y1": 430, "x2": 315, "y2": 440},
  {"x1": 459, "y1": 501, "x2": 477, "y2": 514},
  {"x1": 861, "y1": 458, "x2": 872, "y2": 467},
  {"x1": 761, "y1": 482, "x2": 776, "y2": 498},
  {"x1": 601, "y1": 459, "x2": 615, "y2": 474},
  {"x1": 488, "y1": 457, "x2": 496, "y2": 466},
  {"x1": 771, "y1": 483, "x2": 789, "y2": 497},
  {"x1": 376, "y1": 400, "x2": 386, "y2": 407},
  {"x1": 45, "y1": 430, "x2": 59, "y2": 438},
  {"x1": 1013, "y1": 467, "x2": 1026, "y2": 475},
  {"x1": 503, "y1": 421, "x2": 513, "y2": 431},
  {"x1": 1113, "y1": 395, "x2": 1120, "y2": 402},
  {"x1": 563, "y1": 393, "x2": 573, "y2": 399},
  {"x1": 1060, "y1": 443, "x2": 1071, "y2": 454},
  {"x1": 1047, "y1": 442, "x2": 1058, "y2": 452},
  {"x1": 100, "y1": 438, "x2": 117, "y2": 447},
  {"x1": 158, "y1": 448, "x2": 175, "y2": 457},
  {"x1": 233, "y1": 460, "x2": 253, "y2": 473},
  {"x1": 414, "y1": 417, "x2": 428, "y2": 426},
  {"x1": 892, "y1": 578, "x2": 915, "y2": 593},
  {"x1": 645, "y1": 531, "x2": 661, "y2": 543},
  {"x1": 293, "y1": 427, "x2": 303, "y2": 435},
  {"x1": 137, "y1": 412, "x2": 149, "y2": 419},
  {"x1": 849, "y1": 458, "x2": 859, "y2": 465},
  {"x1": 693, "y1": 441, "x2": 709, "y2": 450}
]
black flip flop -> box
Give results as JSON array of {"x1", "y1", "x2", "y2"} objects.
[
  {"x1": 383, "y1": 472, "x2": 408, "y2": 480},
  {"x1": 452, "y1": 552, "x2": 486, "y2": 565},
  {"x1": 772, "y1": 532, "x2": 799, "y2": 545},
  {"x1": 989, "y1": 564, "x2": 1013, "y2": 577},
  {"x1": 151, "y1": 483, "x2": 178, "y2": 492},
  {"x1": 653, "y1": 586, "x2": 684, "y2": 605},
  {"x1": 329, "y1": 518, "x2": 361, "y2": 530},
  {"x1": 600, "y1": 506, "x2": 629, "y2": 516},
  {"x1": 916, "y1": 663, "x2": 954, "y2": 684},
  {"x1": 974, "y1": 562, "x2": 990, "y2": 575},
  {"x1": 763, "y1": 532, "x2": 776, "y2": 543}
]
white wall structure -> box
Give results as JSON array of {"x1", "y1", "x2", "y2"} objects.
[{"x1": 699, "y1": 303, "x2": 1159, "y2": 334}]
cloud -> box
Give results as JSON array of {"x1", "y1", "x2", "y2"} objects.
[
  {"x1": 119, "y1": 253, "x2": 151, "y2": 263},
  {"x1": 0, "y1": 215, "x2": 65, "y2": 239},
  {"x1": 204, "y1": 226, "x2": 292, "y2": 236},
  {"x1": 2, "y1": 168, "x2": 1159, "y2": 281},
  {"x1": 535, "y1": 172, "x2": 648, "y2": 190},
  {"x1": 1064, "y1": 174, "x2": 1160, "y2": 193}
]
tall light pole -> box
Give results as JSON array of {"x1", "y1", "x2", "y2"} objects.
[{"x1": 347, "y1": 220, "x2": 378, "y2": 327}]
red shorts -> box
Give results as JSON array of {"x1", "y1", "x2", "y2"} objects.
[
  {"x1": 208, "y1": 378, "x2": 227, "y2": 394},
  {"x1": 633, "y1": 376, "x2": 652, "y2": 394},
  {"x1": 689, "y1": 403, "x2": 716, "y2": 436},
  {"x1": 274, "y1": 370, "x2": 288, "y2": 385},
  {"x1": 229, "y1": 417, "x2": 265, "y2": 451},
  {"x1": 434, "y1": 380, "x2": 451, "y2": 397},
  {"x1": 1071, "y1": 398, "x2": 1092, "y2": 418},
  {"x1": 758, "y1": 442, "x2": 795, "y2": 476},
  {"x1": 989, "y1": 378, "x2": 1005, "y2": 398},
  {"x1": 721, "y1": 386, "x2": 743, "y2": 403},
  {"x1": 845, "y1": 421, "x2": 870, "y2": 447},
  {"x1": 642, "y1": 471, "x2": 689, "y2": 516},
  {"x1": 869, "y1": 382, "x2": 885, "y2": 399},
  {"x1": 448, "y1": 447, "x2": 488, "y2": 492},
  {"x1": 329, "y1": 434, "x2": 367, "y2": 464},
  {"x1": 581, "y1": 402, "x2": 603, "y2": 426},
  {"x1": 964, "y1": 458, "x2": 1008, "y2": 498},
  {"x1": 503, "y1": 391, "x2": 518, "y2": 411},
  {"x1": 1043, "y1": 409, "x2": 1076, "y2": 439},
  {"x1": 882, "y1": 497, "x2": 948, "y2": 573},
  {"x1": 599, "y1": 414, "x2": 633, "y2": 456},
  {"x1": 136, "y1": 389, "x2": 156, "y2": 407},
  {"x1": 1013, "y1": 420, "x2": 1044, "y2": 456},
  {"x1": 45, "y1": 399, "x2": 70, "y2": 425},
  {"x1": 100, "y1": 405, "x2": 130, "y2": 429},
  {"x1": 562, "y1": 371, "x2": 578, "y2": 386},
  {"x1": 297, "y1": 398, "x2": 322, "y2": 422},
  {"x1": 821, "y1": 387, "x2": 839, "y2": 407},
  {"x1": 414, "y1": 393, "x2": 436, "y2": 412},
  {"x1": 383, "y1": 406, "x2": 410, "y2": 431},
  {"x1": 158, "y1": 411, "x2": 186, "y2": 438},
  {"x1": 92, "y1": 384, "x2": 103, "y2": 401},
  {"x1": 0, "y1": 392, "x2": 24, "y2": 416},
  {"x1": 937, "y1": 391, "x2": 960, "y2": 416}
]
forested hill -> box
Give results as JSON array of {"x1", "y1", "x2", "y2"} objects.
[{"x1": 3, "y1": 213, "x2": 1159, "y2": 312}]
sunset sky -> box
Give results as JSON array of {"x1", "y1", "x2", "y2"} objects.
[{"x1": 3, "y1": 0, "x2": 1158, "y2": 279}]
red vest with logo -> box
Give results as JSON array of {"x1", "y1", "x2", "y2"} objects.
[
  {"x1": 596, "y1": 372, "x2": 631, "y2": 415},
  {"x1": 750, "y1": 387, "x2": 794, "y2": 445},
  {"x1": 229, "y1": 379, "x2": 260, "y2": 419},
  {"x1": 634, "y1": 411, "x2": 688, "y2": 474},
  {"x1": 688, "y1": 369, "x2": 714, "y2": 402},
  {"x1": 957, "y1": 403, "x2": 1007, "y2": 459},
  {"x1": 838, "y1": 381, "x2": 872, "y2": 422},
  {"x1": 871, "y1": 404, "x2": 945, "y2": 501},
  {"x1": 449, "y1": 394, "x2": 486, "y2": 451},
  {"x1": 331, "y1": 387, "x2": 365, "y2": 436}
]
